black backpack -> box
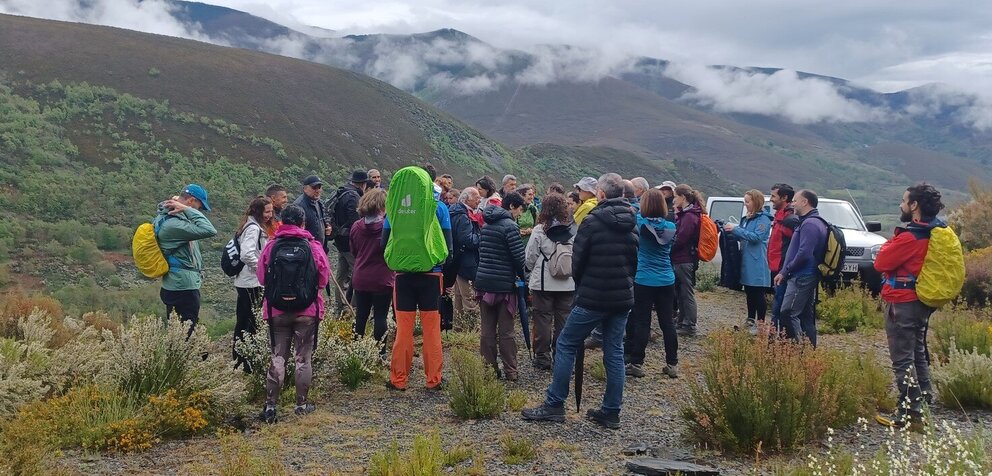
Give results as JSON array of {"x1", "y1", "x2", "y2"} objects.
[
  {"x1": 263, "y1": 237, "x2": 319, "y2": 314},
  {"x1": 220, "y1": 223, "x2": 261, "y2": 277}
]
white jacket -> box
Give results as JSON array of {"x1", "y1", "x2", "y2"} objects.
[
  {"x1": 525, "y1": 224, "x2": 576, "y2": 292},
  {"x1": 234, "y1": 217, "x2": 267, "y2": 289}
]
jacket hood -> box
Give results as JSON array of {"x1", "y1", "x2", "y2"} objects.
[
  {"x1": 483, "y1": 205, "x2": 512, "y2": 224},
  {"x1": 545, "y1": 221, "x2": 575, "y2": 242},
  {"x1": 678, "y1": 203, "x2": 702, "y2": 217},
  {"x1": 640, "y1": 216, "x2": 676, "y2": 245},
  {"x1": 589, "y1": 198, "x2": 636, "y2": 232},
  {"x1": 357, "y1": 216, "x2": 385, "y2": 236},
  {"x1": 275, "y1": 224, "x2": 316, "y2": 241}
]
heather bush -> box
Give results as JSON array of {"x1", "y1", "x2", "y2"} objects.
[
  {"x1": 448, "y1": 348, "x2": 506, "y2": 419},
  {"x1": 929, "y1": 306, "x2": 992, "y2": 362},
  {"x1": 682, "y1": 331, "x2": 891, "y2": 454},
  {"x1": 933, "y1": 343, "x2": 992, "y2": 410},
  {"x1": 818, "y1": 284, "x2": 885, "y2": 334},
  {"x1": 327, "y1": 329, "x2": 383, "y2": 390},
  {"x1": 696, "y1": 262, "x2": 720, "y2": 292},
  {"x1": 947, "y1": 180, "x2": 992, "y2": 251},
  {"x1": 961, "y1": 246, "x2": 992, "y2": 306}
]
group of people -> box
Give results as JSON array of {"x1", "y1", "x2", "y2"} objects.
[{"x1": 150, "y1": 167, "x2": 954, "y2": 430}]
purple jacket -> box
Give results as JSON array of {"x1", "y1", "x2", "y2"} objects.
[
  {"x1": 257, "y1": 225, "x2": 330, "y2": 320},
  {"x1": 672, "y1": 204, "x2": 701, "y2": 265},
  {"x1": 350, "y1": 216, "x2": 395, "y2": 294},
  {"x1": 780, "y1": 209, "x2": 828, "y2": 278}
]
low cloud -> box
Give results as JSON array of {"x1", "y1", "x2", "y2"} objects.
[
  {"x1": 664, "y1": 63, "x2": 888, "y2": 124},
  {"x1": 0, "y1": 0, "x2": 213, "y2": 42}
]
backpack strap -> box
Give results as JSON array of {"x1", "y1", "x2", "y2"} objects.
[{"x1": 154, "y1": 215, "x2": 202, "y2": 273}]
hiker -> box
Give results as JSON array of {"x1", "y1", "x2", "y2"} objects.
[
  {"x1": 476, "y1": 175, "x2": 501, "y2": 207},
  {"x1": 624, "y1": 189, "x2": 678, "y2": 378},
  {"x1": 622, "y1": 180, "x2": 637, "y2": 203},
  {"x1": 444, "y1": 188, "x2": 460, "y2": 207},
  {"x1": 475, "y1": 192, "x2": 528, "y2": 381},
  {"x1": 257, "y1": 204, "x2": 330, "y2": 422},
  {"x1": 874, "y1": 184, "x2": 953, "y2": 428},
  {"x1": 156, "y1": 184, "x2": 217, "y2": 338},
  {"x1": 233, "y1": 196, "x2": 273, "y2": 372},
  {"x1": 264, "y1": 183, "x2": 288, "y2": 236},
  {"x1": 547, "y1": 182, "x2": 566, "y2": 195},
  {"x1": 774, "y1": 189, "x2": 827, "y2": 347},
  {"x1": 630, "y1": 177, "x2": 649, "y2": 210},
  {"x1": 573, "y1": 177, "x2": 599, "y2": 224},
  {"x1": 567, "y1": 191, "x2": 581, "y2": 217},
  {"x1": 383, "y1": 166, "x2": 453, "y2": 391},
  {"x1": 449, "y1": 187, "x2": 483, "y2": 316},
  {"x1": 331, "y1": 170, "x2": 369, "y2": 316},
  {"x1": 436, "y1": 174, "x2": 454, "y2": 194},
  {"x1": 768, "y1": 183, "x2": 799, "y2": 334},
  {"x1": 368, "y1": 169, "x2": 384, "y2": 189},
  {"x1": 501, "y1": 174, "x2": 518, "y2": 197},
  {"x1": 672, "y1": 184, "x2": 703, "y2": 337},
  {"x1": 658, "y1": 181, "x2": 677, "y2": 222},
  {"x1": 523, "y1": 173, "x2": 638, "y2": 430},
  {"x1": 525, "y1": 193, "x2": 576, "y2": 371},
  {"x1": 516, "y1": 184, "x2": 539, "y2": 245},
  {"x1": 293, "y1": 175, "x2": 330, "y2": 250},
  {"x1": 349, "y1": 188, "x2": 393, "y2": 360},
  {"x1": 723, "y1": 189, "x2": 773, "y2": 335}
]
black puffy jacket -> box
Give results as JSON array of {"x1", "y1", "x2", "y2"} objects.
[
  {"x1": 572, "y1": 198, "x2": 638, "y2": 312},
  {"x1": 448, "y1": 202, "x2": 481, "y2": 280},
  {"x1": 475, "y1": 206, "x2": 526, "y2": 294}
]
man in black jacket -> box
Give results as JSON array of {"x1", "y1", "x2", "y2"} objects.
[
  {"x1": 523, "y1": 173, "x2": 638, "y2": 429},
  {"x1": 293, "y1": 175, "x2": 329, "y2": 248},
  {"x1": 330, "y1": 170, "x2": 368, "y2": 316}
]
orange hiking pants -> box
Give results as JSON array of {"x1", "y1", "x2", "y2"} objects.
[{"x1": 390, "y1": 273, "x2": 444, "y2": 389}]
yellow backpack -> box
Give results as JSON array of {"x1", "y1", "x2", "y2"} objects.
[
  {"x1": 132, "y1": 221, "x2": 169, "y2": 279},
  {"x1": 916, "y1": 225, "x2": 965, "y2": 309}
]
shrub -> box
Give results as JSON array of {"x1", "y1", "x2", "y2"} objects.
[
  {"x1": 94, "y1": 260, "x2": 118, "y2": 279},
  {"x1": 961, "y1": 246, "x2": 992, "y2": 306},
  {"x1": 817, "y1": 284, "x2": 884, "y2": 334},
  {"x1": 696, "y1": 263, "x2": 719, "y2": 292},
  {"x1": 188, "y1": 430, "x2": 288, "y2": 476},
  {"x1": 500, "y1": 434, "x2": 537, "y2": 465},
  {"x1": 0, "y1": 291, "x2": 63, "y2": 338},
  {"x1": 443, "y1": 330, "x2": 479, "y2": 351},
  {"x1": 69, "y1": 239, "x2": 101, "y2": 264},
  {"x1": 929, "y1": 306, "x2": 992, "y2": 362},
  {"x1": 947, "y1": 180, "x2": 992, "y2": 251},
  {"x1": 330, "y1": 332, "x2": 383, "y2": 390},
  {"x1": 933, "y1": 343, "x2": 992, "y2": 410},
  {"x1": 369, "y1": 432, "x2": 445, "y2": 476},
  {"x1": 447, "y1": 348, "x2": 506, "y2": 419},
  {"x1": 94, "y1": 225, "x2": 131, "y2": 250},
  {"x1": 681, "y1": 331, "x2": 890, "y2": 454}
]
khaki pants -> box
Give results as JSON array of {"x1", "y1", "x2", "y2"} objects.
[
  {"x1": 531, "y1": 290, "x2": 572, "y2": 363},
  {"x1": 479, "y1": 297, "x2": 518, "y2": 378},
  {"x1": 266, "y1": 313, "x2": 318, "y2": 406},
  {"x1": 453, "y1": 276, "x2": 478, "y2": 314}
]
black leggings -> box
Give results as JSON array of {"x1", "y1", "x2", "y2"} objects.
[
  {"x1": 625, "y1": 283, "x2": 677, "y2": 366},
  {"x1": 353, "y1": 290, "x2": 392, "y2": 354},
  {"x1": 744, "y1": 285, "x2": 768, "y2": 323},
  {"x1": 234, "y1": 286, "x2": 262, "y2": 371}
]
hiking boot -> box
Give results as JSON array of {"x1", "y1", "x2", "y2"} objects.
[
  {"x1": 662, "y1": 364, "x2": 679, "y2": 379},
  {"x1": 748, "y1": 324, "x2": 759, "y2": 336},
  {"x1": 875, "y1": 411, "x2": 925, "y2": 433},
  {"x1": 427, "y1": 378, "x2": 446, "y2": 391},
  {"x1": 521, "y1": 404, "x2": 566, "y2": 423},
  {"x1": 385, "y1": 381, "x2": 406, "y2": 392},
  {"x1": 585, "y1": 408, "x2": 621, "y2": 429},
  {"x1": 584, "y1": 336, "x2": 603, "y2": 350},
  {"x1": 677, "y1": 326, "x2": 697, "y2": 337},
  {"x1": 922, "y1": 390, "x2": 935, "y2": 406},
  {"x1": 533, "y1": 357, "x2": 552, "y2": 371},
  {"x1": 503, "y1": 372, "x2": 519, "y2": 382},
  {"x1": 294, "y1": 403, "x2": 316, "y2": 416},
  {"x1": 625, "y1": 363, "x2": 646, "y2": 378},
  {"x1": 261, "y1": 405, "x2": 277, "y2": 424}
]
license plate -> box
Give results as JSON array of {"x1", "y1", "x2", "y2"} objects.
[{"x1": 842, "y1": 263, "x2": 859, "y2": 273}]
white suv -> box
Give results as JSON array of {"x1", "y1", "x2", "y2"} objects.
[{"x1": 705, "y1": 196, "x2": 887, "y2": 292}]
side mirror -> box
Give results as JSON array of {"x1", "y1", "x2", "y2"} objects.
[{"x1": 866, "y1": 221, "x2": 882, "y2": 232}]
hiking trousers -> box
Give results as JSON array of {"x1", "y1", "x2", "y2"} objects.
[
  {"x1": 161, "y1": 288, "x2": 200, "y2": 339},
  {"x1": 531, "y1": 290, "x2": 573, "y2": 364},
  {"x1": 782, "y1": 273, "x2": 819, "y2": 347},
  {"x1": 334, "y1": 251, "x2": 355, "y2": 312},
  {"x1": 885, "y1": 300, "x2": 935, "y2": 414},
  {"x1": 234, "y1": 286, "x2": 262, "y2": 372},
  {"x1": 479, "y1": 296, "x2": 518, "y2": 379},
  {"x1": 453, "y1": 276, "x2": 478, "y2": 315},
  {"x1": 353, "y1": 290, "x2": 391, "y2": 355},
  {"x1": 265, "y1": 312, "x2": 318, "y2": 407},
  {"x1": 626, "y1": 284, "x2": 677, "y2": 366},
  {"x1": 674, "y1": 263, "x2": 698, "y2": 330},
  {"x1": 390, "y1": 273, "x2": 443, "y2": 390}
]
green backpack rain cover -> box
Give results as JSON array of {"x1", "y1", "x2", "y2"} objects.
[{"x1": 384, "y1": 166, "x2": 449, "y2": 273}]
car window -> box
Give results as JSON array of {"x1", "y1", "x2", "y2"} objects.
[
  {"x1": 709, "y1": 200, "x2": 744, "y2": 223},
  {"x1": 817, "y1": 202, "x2": 865, "y2": 231}
]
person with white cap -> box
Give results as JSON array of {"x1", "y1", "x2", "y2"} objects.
[
  {"x1": 573, "y1": 177, "x2": 599, "y2": 225},
  {"x1": 657, "y1": 181, "x2": 677, "y2": 222}
]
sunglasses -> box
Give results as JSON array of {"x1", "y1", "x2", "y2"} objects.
[{"x1": 310, "y1": 184, "x2": 322, "y2": 189}]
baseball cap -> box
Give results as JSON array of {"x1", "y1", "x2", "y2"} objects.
[
  {"x1": 182, "y1": 184, "x2": 211, "y2": 211},
  {"x1": 301, "y1": 175, "x2": 323, "y2": 187},
  {"x1": 574, "y1": 177, "x2": 597, "y2": 193},
  {"x1": 658, "y1": 181, "x2": 677, "y2": 191}
]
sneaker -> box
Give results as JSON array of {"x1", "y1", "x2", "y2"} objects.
[
  {"x1": 261, "y1": 405, "x2": 277, "y2": 424},
  {"x1": 521, "y1": 404, "x2": 566, "y2": 423},
  {"x1": 427, "y1": 377, "x2": 446, "y2": 391},
  {"x1": 294, "y1": 403, "x2": 316, "y2": 416},
  {"x1": 386, "y1": 381, "x2": 406, "y2": 392},
  {"x1": 875, "y1": 411, "x2": 925, "y2": 432},
  {"x1": 533, "y1": 358, "x2": 552, "y2": 371},
  {"x1": 585, "y1": 408, "x2": 621, "y2": 429},
  {"x1": 625, "y1": 363, "x2": 646, "y2": 378},
  {"x1": 677, "y1": 326, "x2": 697, "y2": 337},
  {"x1": 584, "y1": 336, "x2": 603, "y2": 350},
  {"x1": 748, "y1": 324, "x2": 759, "y2": 336},
  {"x1": 503, "y1": 372, "x2": 519, "y2": 382},
  {"x1": 662, "y1": 364, "x2": 679, "y2": 379},
  {"x1": 922, "y1": 390, "x2": 935, "y2": 406}
]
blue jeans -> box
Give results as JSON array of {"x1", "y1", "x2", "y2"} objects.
[
  {"x1": 770, "y1": 280, "x2": 788, "y2": 333},
  {"x1": 781, "y1": 273, "x2": 820, "y2": 347},
  {"x1": 545, "y1": 305, "x2": 630, "y2": 414}
]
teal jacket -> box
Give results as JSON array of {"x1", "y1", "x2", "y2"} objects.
[
  {"x1": 728, "y1": 211, "x2": 773, "y2": 287},
  {"x1": 154, "y1": 206, "x2": 217, "y2": 291}
]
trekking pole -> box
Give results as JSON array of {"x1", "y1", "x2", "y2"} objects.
[{"x1": 328, "y1": 256, "x2": 356, "y2": 317}]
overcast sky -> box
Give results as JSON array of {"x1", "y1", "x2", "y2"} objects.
[{"x1": 203, "y1": 0, "x2": 992, "y2": 93}]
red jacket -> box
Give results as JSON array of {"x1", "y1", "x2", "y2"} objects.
[
  {"x1": 768, "y1": 205, "x2": 797, "y2": 274},
  {"x1": 874, "y1": 219, "x2": 936, "y2": 304}
]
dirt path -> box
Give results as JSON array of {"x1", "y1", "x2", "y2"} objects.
[{"x1": 60, "y1": 289, "x2": 989, "y2": 475}]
